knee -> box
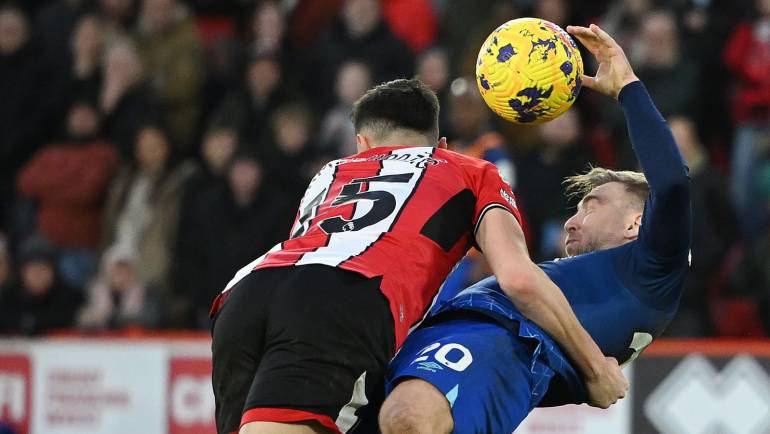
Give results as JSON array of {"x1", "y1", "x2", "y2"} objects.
[{"x1": 379, "y1": 379, "x2": 453, "y2": 434}]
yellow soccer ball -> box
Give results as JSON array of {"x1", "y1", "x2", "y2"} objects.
[{"x1": 476, "y1": 17, "x2": 583, "y2": 124}]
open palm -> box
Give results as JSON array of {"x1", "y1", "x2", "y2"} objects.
[{"x1": 566, "y1": 24, "x2": 639, "y2": 99}]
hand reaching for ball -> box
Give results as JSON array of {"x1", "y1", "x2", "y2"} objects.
[{"x1": 566, "y1": 24, "x2": 639, "y2": 99}]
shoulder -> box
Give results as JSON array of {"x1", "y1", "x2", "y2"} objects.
[{"x1": 436, "y1": 148, "x2": 495, "y2": 172}]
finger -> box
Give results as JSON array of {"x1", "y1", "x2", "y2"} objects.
[
  {"x1": 589, "y1": 24, "x2": 619, "y2": 49},
  {"x1": 567, "y1": 26, "x2": 601, "y2": 51}
]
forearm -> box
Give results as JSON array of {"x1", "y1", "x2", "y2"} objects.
[
  {"x1": 500, "y1": 264, "x2": 604, "y2": 381},
  {"x1": 479, "y1": 209, "x2": 605, "y2": 379},
  {"x1": 620, "y1": 81, "x2": 691, "y2": 254},
  {"x1": 620, "y1": 81, "x2": 688, "y2": 190}
]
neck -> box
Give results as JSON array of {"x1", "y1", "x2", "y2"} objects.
[{"x1": 374, "y1": 134, "x2": 432, "y2": 149}]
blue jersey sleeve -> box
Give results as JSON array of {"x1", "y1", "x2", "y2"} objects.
[
  {"x1": 616, "y1": 82, "x2": 691, "y2": 306},
  {"x1": 619, "y1": 81, "x2": 692, "y2": 259}
]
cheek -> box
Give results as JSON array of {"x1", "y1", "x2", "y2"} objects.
[{"x1": 581, "y1": 212, "x2": 616, "y2": 237}]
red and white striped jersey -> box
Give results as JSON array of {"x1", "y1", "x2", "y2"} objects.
[{"x1": 211, "y1": 145, "x2": 521, "y2": 347}]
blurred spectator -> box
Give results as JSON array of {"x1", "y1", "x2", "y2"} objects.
[
  {"x1": 635, "y1": 10, "x2": 699, "y2": 118},
  {"x1": 100, "y1": 39, "x2": 159, "y2": 157},
  {"x1": 0, "y1": 236, "x2": 82, "y2": 335},
  {"x1": 381, "y1": 0, "x2": 438, "y2": 53},
  {"x1": 102, "y1": 124, "x2": 197, "y2": 324},
  {"x1": 601, "y1": 0, "x2": 653, "y2": 61},
  {"x1": 247, "y1": 0, "x2": 288, "y2": 58},
  {"x1": 533, "y1": 0, "x2": 571, "y2": 27},
  {"x1": 173, "y1": 126, "x2": 238, "y2": 319},
  {"x1": 99, "y1": 0, "x2": 137, "y2": 38},
  {"x1": 183, "y1": 154, "x2": 293, "y2": 327},
  {"x1": 267, "y1": 102, "x2": 323, "y2": 199},
  {"x1": 665, "y1": 115, "x2": 738, "y2": 336},
  {"x1": 319, "y1": 60, "x2": 372, "y2": 157},
  {"x1": 516, "y1": 109, "x2": 594, "y2": 261},
  {"x1": 447, "y1": 77, "x2": 515, "y2": 187},
  {"x1": 416, "y1": 47, "x2": 452, "y2": 135},
  {"x1": 308, "y1": 0, "x2": 414, "y2": 110},
  {"x1": 135, "y1": 0, "x2": 203, "y2": 151},
  {"x1": 602, "y1": 9, "x2": 699, "y2": 168},
  {"x1": 213, "y1": 54, "x2": 292, "y2": 151},
  {"x1": 0, "y1": 4, "x2": 58, "y2": 231},
  {"x1": 724, "y1": 0, "x2": 770, "y2": 237},
  {"x1": 77, "y1": 244, "x2": 160, "y2": 330},
  {"x1": 17, "y1": 100, "x2": 118, "y2": 288},
  {"x1": 65, "y1": 14, "x2": 104, "y2": 103}
]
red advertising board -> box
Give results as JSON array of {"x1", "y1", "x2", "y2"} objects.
[
  {"x1": 168, "y1": 357, "x2": 216, "y2": 434},
  {"x1": 0, "y1": 354, "x2": 31, "y2": 434}
]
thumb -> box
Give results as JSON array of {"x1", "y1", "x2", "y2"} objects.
[{"x1": 580, "y1": 74, "x2": 597, "y2": 89}]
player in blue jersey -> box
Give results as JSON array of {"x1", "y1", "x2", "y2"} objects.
[{"x1": 378, "y1": 24, "x2": 691, "y2": 434}]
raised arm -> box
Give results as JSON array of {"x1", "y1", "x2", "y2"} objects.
[
  {"x1": 477, "y1": 209, "x2": 628, "y2": 409},
  {"x1": 568, "y1": 24, "x2": 691, "y2": 258},
  {"x1": 619, "y1": 82, "x2": 691, "y2": 256}
]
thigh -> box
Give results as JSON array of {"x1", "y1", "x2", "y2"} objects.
[
  {"x1": 386, "y1": 316, "x2": 551, "y2": 434},
  {"x1": 243, "y1": 265, "x2": 395, "y2": 434}
]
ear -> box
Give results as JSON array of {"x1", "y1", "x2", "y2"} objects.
[
  {"x1": 355, "y1": 133, "x2": 374, "y2": 153},
  {"x1": 437, "y1": 136, "x2": 448, "y2": 149},
  {"x1": 624, "y1": 212, "x2": 642, "y2": 240}
]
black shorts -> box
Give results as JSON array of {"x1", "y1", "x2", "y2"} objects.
[{"x1": 211, "y1": 265, "x2": 395, "y2": 434}]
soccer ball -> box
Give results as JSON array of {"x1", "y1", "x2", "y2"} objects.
[{"x1": 476, "y1": 18, "x2": 583, "y2": 125}]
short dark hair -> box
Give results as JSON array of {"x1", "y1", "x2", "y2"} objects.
[
  {"x1": 351, "y1": 79, "x2": 439, "y2": 143},
  {"x1": 564, "y1": 167, "x2": 650, "y2": 210}
]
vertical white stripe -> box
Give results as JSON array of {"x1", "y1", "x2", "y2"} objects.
[
  {"x1": 296, "y1": 147, "x2": 432, "y2": 267},
  {"x1": 291, "y1": 160, "x2": 340, "y2": 237},
  {"x1": 335, "y1": 371, "x2": 368, "y2": 433}
]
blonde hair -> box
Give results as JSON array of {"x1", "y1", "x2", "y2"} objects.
[{"x1": 564, "y1": 167, "x2": 649, "y2": 209}]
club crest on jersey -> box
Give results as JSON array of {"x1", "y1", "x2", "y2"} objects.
[{"x1": 500, "y1": 188, "x2": 517, "y2": 209}]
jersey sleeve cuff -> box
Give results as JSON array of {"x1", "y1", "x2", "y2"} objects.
[{"x1": 474, "y1": 203, "x2": 515, "y2": 236}]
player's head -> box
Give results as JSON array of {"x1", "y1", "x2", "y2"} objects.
[
  {"x1": 563, "y1": 168, "x2": 649, "y2": 257},
  {"x1": 351, "y1": 78, "x2": 443, "y2": 151}
]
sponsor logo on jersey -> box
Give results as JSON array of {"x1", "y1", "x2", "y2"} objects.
[
  {"x1": 415, "y1": 361, "x2": 444, "y2": 373},
  {"x1": 500, "y1": 188, "x2": 517, "y2": 209}
]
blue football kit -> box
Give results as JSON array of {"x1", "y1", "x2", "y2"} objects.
[{"x1": 386, "y1": 81, "x2": 692, "y2": 433}]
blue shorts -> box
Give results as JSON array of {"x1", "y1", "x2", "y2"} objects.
[{"x1": 386, "y1": 315, "x2": 555, "y2": 434}]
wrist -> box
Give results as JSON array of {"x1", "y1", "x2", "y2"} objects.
[
  {"x1": 615, "y1": 77, "x2": 641, "y2": 99},
  {"x1": 582, "y1": 356, "x2": 606, "y2": 382}
]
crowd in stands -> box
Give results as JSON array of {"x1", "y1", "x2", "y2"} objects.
[{"x1": 0, "y1": 0, "x2": 768, "y2": 337}]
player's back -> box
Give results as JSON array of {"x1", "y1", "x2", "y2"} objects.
[{"x1": 213, "y1": 145, "x2": 520, "y2": 347}]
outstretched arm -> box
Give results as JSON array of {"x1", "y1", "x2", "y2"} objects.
[{"x1": 568, "y1": 24, "x2": 691, "y2": 258}]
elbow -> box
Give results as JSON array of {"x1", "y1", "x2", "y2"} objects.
[{"x1": 659, "y1": 174, "x2": 691, "y2": 201}]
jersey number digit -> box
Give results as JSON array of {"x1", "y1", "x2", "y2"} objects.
[
  {"x1": 319, "y1": 173, "x2": 414, "y2": 233},
  {"x1": 411, "y1": 342, "x2": 473, "y2": 372},
  {"x1": 292, "y1": 189, "x2": 326, "y2": 239},
  {"x1": 620, "y1": 332, "x2": 653, "y2": 368}
]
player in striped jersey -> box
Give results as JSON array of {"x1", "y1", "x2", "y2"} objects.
[{"x1": 210, "y1": 79, "x2": 627, "y2": 434}]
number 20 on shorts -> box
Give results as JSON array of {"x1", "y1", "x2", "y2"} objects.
[{"x1": 411, "y1": 342, "x2": 474, "y2": 371}]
